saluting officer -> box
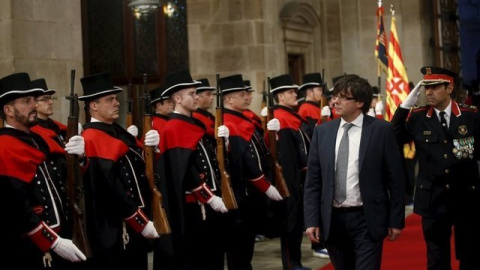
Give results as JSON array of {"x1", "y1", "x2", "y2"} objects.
[{"x1": 391, "y1": 66, "x2": 480, "y2": 270}]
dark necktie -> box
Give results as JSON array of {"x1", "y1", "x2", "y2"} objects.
[
  {"x1": 335, "y1": 123, "x2": 353, "y2": 204},
  {"x1": 439, "y1": 111, "x2": 448, "y2": 133}
]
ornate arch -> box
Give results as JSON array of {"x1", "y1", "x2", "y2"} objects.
[{"x1": 279, "y1": 2, "x2": 321, "y2": 81}]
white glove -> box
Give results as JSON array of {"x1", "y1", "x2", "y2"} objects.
[
  {"x1": 65, "y1": 135, "x2": 85, "y2": 157},
  {"x1": 267, "y1": 118, "x2": 280, "y2": 131},
  {"x1": 51, "y1": 237, "x2": 86, "y2": 262},
  {"x1": 367, "y1": 108, "x2": 375, "y2": 117},
  {"x1": 217, "y1": 125, "x2": 229, "y2": 138},
  {"x1": 375, "y1": 101, "x2": 384, "y2": 115},
  {"x1": 321, "y1": 106, "x2": 331, "y2": 117},
  {"x1": 77, "y1": 123, "x2": 83, "y2": 135},
  {"x1": 260, "y1": 106, "x2": 268, "y2": 117},
  {"x1": 265, "y1": 185, "x2": 283, "y2": 201},
  {"x1": 127, "y1": 125, "x2": 138, "y2": 137},
  {"x1": 144, "y1": 130, "x2": 160, "y2": 147},
  {"x1": 141, "y1": 221, "x2": 160, "y2": 239},
  {"x1": 207, "y1": 195, "x2": 228, "y2": 213},
  {"x1": 400, "y1": 81, "x2": 423, "y2": 109}
]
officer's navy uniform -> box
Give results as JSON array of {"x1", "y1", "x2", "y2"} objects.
[{"x1": 391, "y1": 66, "x2": 480, "y2": 270}]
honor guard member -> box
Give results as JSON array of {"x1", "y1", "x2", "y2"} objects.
[
  {"x1": 30, "y1": 78, "x2": 68, "y2": 147},
  {"x1": 79, "y1": 71, "x2": 160, "y2": 269},
  {"x1": 242, "y1": 80, "x2": 264, "y2": 133},
  {"x1": 219, "y1": 75, "x2": 283, "y2": 270},
  {"x1": 192, "y1": 78, "x2": 216, "y2": 147},
  {"x1": 155, "y1": 69, "x2": 228, "y2": 270},
  {"x1": 391, "y1": 66, "x2": 480, "y2": 270},
  {"x1": 297, "y1": 73, "x2": 330, "y2": 138},
  {"x1": 150, "y1": 86, "x2": 173, "y2": 134},
  {"x1": 367, "y1": 86, "x2": 384, "y2": 119},
  {"x1": 266, "y1": 74, "x2": 310, "y2": 270},
  {"x1": 0, "y1": 72, "x2": 86, "y2": 269}
]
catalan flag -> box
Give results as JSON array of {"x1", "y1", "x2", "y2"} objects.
[
  {"x1": 385, "y1": 13, "x2": 410, "y2": 121},
  {"x1": 375, "y1": 5, "x2": 388, "y2": 75}
]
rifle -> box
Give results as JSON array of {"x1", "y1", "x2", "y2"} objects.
[
  {"x1": 65, "y1": 69, "x2": 92, "y2": 258},
  {"x1": 215, "y1": 73, "x2": 238, "y2": 210},
  {"x1": 320, "y1": 68, "x2": 328, "y2": 123},
  {"x1": 266, "y1": 77, "x2": 290, "y2": 198},
  {"x1": 141, "y1": 74, "x2": 171, "y2": 235},
  {"x1": 0, "y1": 115, "x2": 4, "y2": 128},
  {"x1": 126, "y1": 83, "x2": 133, "y2": 128},
  {"x1": 261, "y1": 81, "x2": 267, "y2": 130}
]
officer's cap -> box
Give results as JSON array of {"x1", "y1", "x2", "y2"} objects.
[{"x1": 420, "y1": 66, "x2": 457, "y2": 86}]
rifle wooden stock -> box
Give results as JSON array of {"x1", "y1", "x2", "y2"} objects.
[
  {"x1": 65, "y1": 70, "x2": 92, "y2": 258},
  {"x1": 215, "y1": 74, "x2": 238, "y2": 210},
  {"x1": 320, "y1": 95, "x2": 328, "y2": 123},
  {"x1": 0, "y1": 115, "x2": 4, "y2": 128},
  {"x1": 126, "y1": 83, "x2": 133, "y2": 127},
  {"x1": 215, "y1": 108, "x2": 238, "y2": 210},
  {"x1": 320, "y1": 68, "x2": 328, "y2": 123},
  {"x1": 143, "y1": 115, "x2": 171, "y2": 234},
  {"x1": 266, "y1": 108, "x2": 290, "y2": 198}
]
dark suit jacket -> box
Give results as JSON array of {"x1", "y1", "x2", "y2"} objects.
[{"x1": 303, "y1": 115, "x2": 405, "y2": 242}]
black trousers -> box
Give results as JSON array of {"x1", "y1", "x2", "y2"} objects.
[{"x1": 325, "y1": 208, "x2": 383, "y2": 270}]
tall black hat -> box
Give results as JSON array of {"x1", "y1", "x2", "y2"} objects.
[
  {"x1": 79, "y1": 71, "x2": 123, "y2": 101},
  {"x1": 150, "y1": 86, "x2": 169, "y2": 104},
  {"x1": 162, "y1": 69, "x2": 201, "y2": 97},
  {"x1": 30, "y1": 78, "x2": 56, "y2": 95},
  {"x1": 299, "y1": 72, "x2": 323, "y2": 91},
  {"x1": 269, "y1": 74, "x2": 298, "y2": 94},
  {"x1": 0, "y1": 72, "x2": 44, "y2": 106},
  {"x1": 420, "y1": 66, "x2": 457, "y2": 86},
  {"x1": 218, "y1": 74, "x2": 248, "y2": 94},
  {"x1": 243, "y1": 80, "x2": 254, "y2": 92},
  {"x1": 372, "y1": 86, "x2": 379, "y2": 97},
  {"x1": 195, "y1": 78, "x2": 216, "y2": 94}
]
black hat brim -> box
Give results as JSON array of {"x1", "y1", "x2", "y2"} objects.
[
  {"x1": 78, "y1": 87, "x2": 123, "y2": 101},
  {"x1": 162, "y1": 81, "x2": 202, "y2": 97}
]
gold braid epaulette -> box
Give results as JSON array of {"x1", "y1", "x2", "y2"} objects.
[
  {"x1": 458, "y1": 103, "x2": 477, "y2": 112},
  {"x1": 411, "y1": 105, "x2": 428, "y2": 112}
]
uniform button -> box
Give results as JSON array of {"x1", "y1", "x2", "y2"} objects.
[
  {"x1": 444, "y1": 140, "x2": 448, "y2": 143},
  {"x1": 473, "y1": 186, "x2": 476, "y2": 190},
  {"x1": 444, "y1": 154, "x2": 448, "y2": 159},
  {"x1": 445, "y1": 184, "x2": 450, "y2": 189},
  {"x1": 426, "y1": 139, "x2": 429, "y2": 142},
  {"x1": 445, "y1": 169, "x2": 449, "y2": 174}
]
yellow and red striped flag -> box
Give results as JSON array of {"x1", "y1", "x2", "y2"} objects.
[
  {"x1": 385, "y1": 13, "x2": 410, "y2": 121},
  {"x1": 375, "y1": 5, "x2": 388, "y2": 75}
]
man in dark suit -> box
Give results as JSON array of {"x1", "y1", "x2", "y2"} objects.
[
  {"x1": 391, "y1": 66, "x2": 480, "y2": 270},
  {"x1": 304, "y1": 74, "x2": 405, "y2": 270}
]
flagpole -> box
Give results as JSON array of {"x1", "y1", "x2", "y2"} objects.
[{"x1": 377, "y1": 0, "x2": 382, "y2": 99}]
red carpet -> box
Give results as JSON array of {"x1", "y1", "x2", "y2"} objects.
[{"x1": 319, "y1": 213, "x2": 459, "y2": 270}]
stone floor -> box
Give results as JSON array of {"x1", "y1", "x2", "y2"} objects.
[
  {"x1": 147, "y1": 233, "x2": 330, "y2": 270},
  {"x1": 148, "y1": 206, "x2": 413, "y2": 270}
]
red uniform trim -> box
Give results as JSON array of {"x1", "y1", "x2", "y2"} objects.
[
  {"x1": 274, "y1": 107, "x2": 304, "y2": 131},
  {"x1": 249, "y1": 175, "x2": 271, "y2": 193},
  {"x1": 192, "y1": 182, "x2": 214, "y2": 204},
  {"x1": 27, "y1": 221, "x2": 58, "y2": 251},
  {"x1": 124, "y1": 209, "x2": 149, "y2": 233},
  {"x1": 298, "y1": 101, "x2": 320, "y2": 122},
  {"x1": 160, "y1": 118, "x2": 204, "y2": 153},
  {"x1": 224, "y1": 112, "x2": 255, "y2": 142},
  {"x1": 0, "y1": 135, "x2": 45, "y2": 183},
  {"x1": 83, "y1": 128, "x2": 129, "y2": 161},
  {"x1": 192, "y1": 110, "x2": 215, "y2": 138}
]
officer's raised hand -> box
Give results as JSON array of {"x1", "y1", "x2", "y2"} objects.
[{"x1": 400, "y1": 81, "x2": 423, "y2": 109}]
